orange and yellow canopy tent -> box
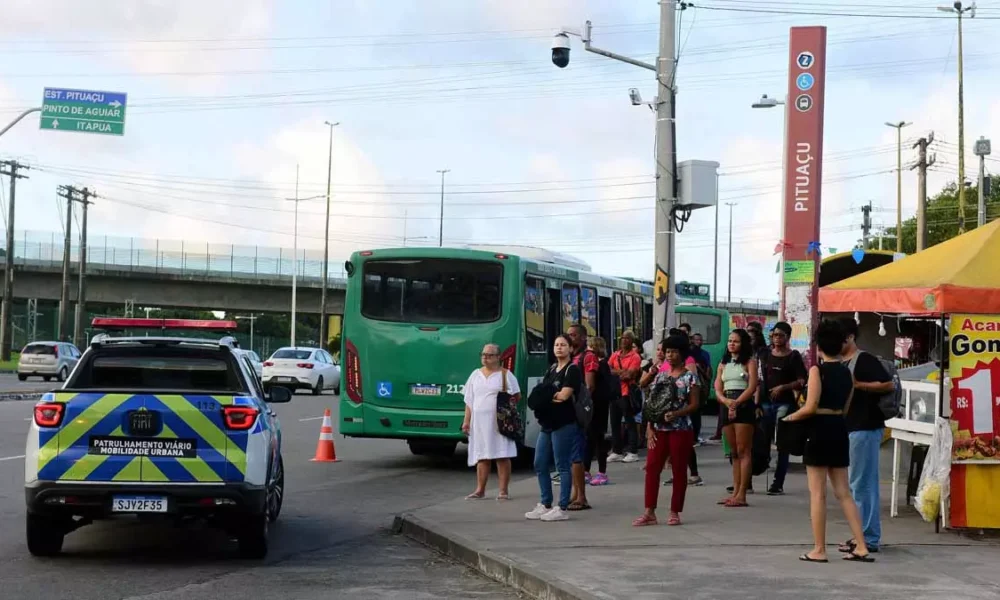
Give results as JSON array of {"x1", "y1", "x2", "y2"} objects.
[{"x1": 819, "y1": 218, "x2": 1000, "y2": 315}]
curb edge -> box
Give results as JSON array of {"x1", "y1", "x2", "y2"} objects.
[{"x1": 393, "y1": 513, "x2": 605, "y2": 600}]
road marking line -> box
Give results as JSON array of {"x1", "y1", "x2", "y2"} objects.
[
  {"x1": 0, "y1": 455, "x2": 25, "y2": 462},
  {"x1": 298, "y1": 416, "x2": 325, "y2": 422}
]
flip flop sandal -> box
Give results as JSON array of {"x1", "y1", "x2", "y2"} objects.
[
  {"x1": 496, "y1": 493, "x2": 510, "y2": 501},
  {"x1": 838, "y1": 540, "x2": 857, "y2": 553},
  {"x1": 799, "y1": 554, "x2": 828, "y2": 563},
  {"x1": 717, "y1": 498, "x2": 734, "y2": 505},
  {"x1": 843, "y1": 551, "x2": 875, "y2": 563},
  {"x1": 465, "y1": 492, "x2": 485, "y2": 500},
  {"x1": 632, "y1": 515, "x2": 658, "y2": 527},
  {"x1": 724, "y1": 500, "x2": 749, "y2": 507},
  {"x1": 667, "y1": 514, "x2": 682, "y2": 526},
  {"x1": 568, "y1": 502, "x2": 592, "y2": 511}
]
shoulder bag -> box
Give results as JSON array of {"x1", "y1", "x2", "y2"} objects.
[{"x1": 495, "y1": 369, "x2": 523, "y2": 441}]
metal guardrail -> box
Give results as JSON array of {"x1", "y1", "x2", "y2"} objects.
[{"x1": 10, "y1": 230, "x2": 349, "y2": 283}]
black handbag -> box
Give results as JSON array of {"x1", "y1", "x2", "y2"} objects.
[
  {"x1": 776, "y1": 418, "x2": 809, "y2": 457},
  {"x1": 495, "y1": 369, "x2": 523, "y2": 441}
]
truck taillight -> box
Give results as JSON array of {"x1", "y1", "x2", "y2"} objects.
[
  {"x1": 500, "y1": 344, "x2": 516, "y2": 372},
  {"x1": 34, "y1": 403, "x2": 65, "y2": 428},
  {"x1": 344, "y1": 338, "x2": 362, "y2": 403},
  {"x1": 223, "y1": 406, "x2": 259, "y2": 431}
]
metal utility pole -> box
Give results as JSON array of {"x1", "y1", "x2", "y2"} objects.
[
  {"x1": 320, "y1": 120, "x2": 339, "y2": 348},
  {"x1": 885, "y1": 121, "x2": 911, "y2": 251},
  {"x1": 975, "y1": 136, "x2": 992, "y2": 227},
  {"x1": 939, "y1": 1, "x2": 976, "y2": 232},
  {"x1": 73, "y1": 189, "x2": 94, "y2": 347},
  {"x1": 861, "y1": 201, "x2": 873, "y2": 247},
  {"x1": 0, "y1": 160, "x2": 29, "y2": 361},
  {"x1": 436, "y1": 169, "x2": 449, "y2": 247},
  {"x1": 726, "y1": 202, "x2": 736, "y2": 303},
  {"x1": 291, "y1": 164, "x2": 299, "y2": 348},
  {"x1": 57, "y1": 186, "x2": 75, "y2": 340},
  {"x1": 552, "y1": 3, "x2": 678, "y2": 340},
  {"x1": 910, "y1": 134, "x2": 936, "y2": 251}
]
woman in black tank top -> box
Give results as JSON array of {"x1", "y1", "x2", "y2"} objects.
[{"x1": 783, "y1": 320, "x2": 874, "y2": 564}]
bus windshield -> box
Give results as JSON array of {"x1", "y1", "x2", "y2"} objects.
[{"x1": 361, "y1": 258, "x2": 502, "y2": 324}]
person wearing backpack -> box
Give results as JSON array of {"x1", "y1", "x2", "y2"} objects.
[
  {"x1": 567, "y1": 323, "x2": 598, "y2": 511},
  {"x1": 525, "y1": 334, "x2": 581, "y2": 522},
  {"x1": 583, "y1": 337, "x2": 614, "y2": 486},
  {"x1": 838, "y1": 317, "x2": 895, "y2": 555}
]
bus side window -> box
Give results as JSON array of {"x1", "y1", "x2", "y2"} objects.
[
  {"x1": 561, "y1": 284, "x2": 579, "y2": 333},
  {"x1": 524, "y1": 277, "x2": 546, "y2": 353},
  {"x1": 580, "y1": 286, "x2": 597, "y2": 337},
  {"x1": 614, "y1": 292, "x2": 623, "y2": 341}
]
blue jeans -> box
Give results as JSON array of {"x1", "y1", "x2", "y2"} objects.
[
  {"x1": 534, "y1": 423, "x2": 578, "y2": 510},
  {"x1": 849, "y1": 429, "x2": 883, "y2": 549},
  {"x1": 761, "y1": 403, "x2": 791, "y2": 488}
]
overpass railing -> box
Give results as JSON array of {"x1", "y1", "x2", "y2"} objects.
[{"x1": 10, "y1": 230, "x2": 349, "y2": 284}]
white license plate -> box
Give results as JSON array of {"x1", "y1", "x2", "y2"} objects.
[
  {"x1": 410, "y1": 384, "x2": 441, "y2": 397},
  {"x1": 111, "y1": 495, "x2": 167, "y2": 513}
]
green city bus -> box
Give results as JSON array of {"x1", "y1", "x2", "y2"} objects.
[{"x1": 338, "y1": 246, "x2": 654, "y2": 456}]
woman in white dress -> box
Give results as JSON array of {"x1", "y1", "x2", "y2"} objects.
[{"x1": 461, "y1": 343, "x2": 521, "y2": 500}]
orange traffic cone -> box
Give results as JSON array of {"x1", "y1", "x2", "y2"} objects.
[{"x1": 310, "y1": 408, "x2": 340, "y2": 462}]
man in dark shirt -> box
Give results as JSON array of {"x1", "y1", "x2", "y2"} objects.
[
  {"x1": 757, "y1": 321, "x2": 806, "y2": 495},
  {"x1": 839, "y1": 317, "x2": 894, "y2": 554},
  {"x1": 567, "y1": 323, "x2": 598, "y2": 510}
]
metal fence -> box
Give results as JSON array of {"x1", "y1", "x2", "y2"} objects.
[{"x1": 14, "y1": 230, "x2": 349, "y2": 282}]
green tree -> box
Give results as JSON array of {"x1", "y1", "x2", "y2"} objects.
[{"x1": 872, "y1": 177, "x2": 1000, "y2": 254}]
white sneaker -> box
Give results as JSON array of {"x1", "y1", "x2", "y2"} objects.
[
  {"x1": 607, "y1": 452, "x2": 625, "y2": 463},
  {"x1": 622, "y1": 453, "x2": 640, "y2": 463},
  {"x1": 540, "y1": 507, "x2": 569, "y2": 522},
  {"x1": 525, "y1": 503, "x2": 550, "y2": 520}
]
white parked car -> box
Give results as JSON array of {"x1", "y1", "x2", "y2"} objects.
[
  {"x1": 17, "y1": 342, "x2": 81, "y2": 382},
  {"x1": 262, "y1": 347, "x2": 340, "y2": 395}
]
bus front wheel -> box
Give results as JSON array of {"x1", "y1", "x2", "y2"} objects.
[{"x1": 407, "y1": 439, "x2": 457, "y2": 458}]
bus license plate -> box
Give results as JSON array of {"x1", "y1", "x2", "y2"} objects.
[
  {"x1": 410, "y1": 384, "x2": 441, "y2": 397},
  {"x1": 112, "y1": 495, "x2": 168, "y2": 513}
]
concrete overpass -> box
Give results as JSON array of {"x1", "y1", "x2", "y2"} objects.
[{"x1": 0, "y1": 232, "x2": 348, "y2": 313}]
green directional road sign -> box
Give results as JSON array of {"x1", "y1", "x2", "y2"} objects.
[{"x1": 40, "y1": 88, "x2": 127, "y2": 136}]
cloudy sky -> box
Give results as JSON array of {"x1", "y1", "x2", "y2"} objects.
[{"x1": 1, "y1": 0, "x2": 998, "y2": 302}]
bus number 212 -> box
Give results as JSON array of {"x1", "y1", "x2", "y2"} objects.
[{"x1": 446, "y1": 384, "x2": 465, "y2": 395}]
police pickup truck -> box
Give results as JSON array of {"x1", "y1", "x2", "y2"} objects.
[{"x1": 24, "y1": 318, "x2": 290, "y2": 559}]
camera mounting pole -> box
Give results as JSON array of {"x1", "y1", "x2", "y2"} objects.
[{"x1": 553, "y1": 3, "x2": 678, "y2": 341}]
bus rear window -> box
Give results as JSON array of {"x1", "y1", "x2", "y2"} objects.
[
  {"x1": 361, "y1": 259, "x2": 502, "y2": 323},
  {"x1": 681, "y1": 313, "x2": 723, "y2": 345}
]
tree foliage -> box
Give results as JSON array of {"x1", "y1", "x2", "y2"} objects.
[{"x1": 870, "y1": 177, "x2": 1000, "y2": 254}]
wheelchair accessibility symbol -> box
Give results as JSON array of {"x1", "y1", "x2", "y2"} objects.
[{"x1": 377, "y1": 381, "x2": 393, "y2": 398}]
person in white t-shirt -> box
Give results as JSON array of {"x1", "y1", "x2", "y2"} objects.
[{"x1": 461, "y1": 343, "x2": 521, "y2": 500}]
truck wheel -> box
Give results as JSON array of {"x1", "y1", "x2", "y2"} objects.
[
  {"x1": 237, "y1": 514, "x2": 269, "y2": 559},
  {"x1": 26, "y1": 514, "x2": 65, "y2": 557},
  {"x1": 312, "y1": 377, "x2": 323, "y2": 396}
]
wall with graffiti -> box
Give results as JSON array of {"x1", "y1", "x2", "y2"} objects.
[{"x1": 730, "y1": 312, "x2": 778, "y2": 331}]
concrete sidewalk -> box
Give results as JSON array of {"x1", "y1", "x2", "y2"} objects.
[{"x1": 398, "y1": 442, "x2": 1000, "y2": 600}]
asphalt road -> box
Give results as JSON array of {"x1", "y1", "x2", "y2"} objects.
[
  {"x1": 0, "y1": 392, "x2": 519, "y2": 600},
  {"x1": 0, "y1": 373, "x2": 61, "y2": 394}
]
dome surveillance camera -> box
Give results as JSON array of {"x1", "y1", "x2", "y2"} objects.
[{"x1": 551, "y1": 33, "x2": 571, "y2": 68}]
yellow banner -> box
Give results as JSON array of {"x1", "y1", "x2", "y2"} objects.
[{"x1": 948, "y1": 314, "x2": 1000, "y2": 463}]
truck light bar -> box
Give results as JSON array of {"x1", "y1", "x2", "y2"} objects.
[{"x1": 91, "y1": 317, "x2": 239, "y2": 331}]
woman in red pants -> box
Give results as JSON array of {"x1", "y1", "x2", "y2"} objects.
[{"x1": 632, "y1": 335, "x2": 700, "y2": 527}]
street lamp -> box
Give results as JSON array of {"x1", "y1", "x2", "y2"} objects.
[
  {"x1": 885, "y1": 121, "x2": 911, "y2": 251},
  {"x1": 552, "y1": 3, "x2": 679, "y2": 341},
  {"x1": 751, "y1": 93, "x2": 788, "y2": 289},
  {"x1": 320, "y1": 120, "x2": 340, "y2": 348},
  {"x1": 938, "y1": 1, "x2": 976, "y2": 232},
  {"x1": 285, "y1": 165, "x2": 325, "y2": 348},
  {"x1": 235, "y1": 314, "x2": 259, "y2": 354}
]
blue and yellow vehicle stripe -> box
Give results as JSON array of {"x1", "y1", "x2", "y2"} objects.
[{"x1": 37, "y1": 392, "x2": 255, "y2": 484}]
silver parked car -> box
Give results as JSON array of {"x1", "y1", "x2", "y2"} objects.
[{"x1": 17, "y1": 342, "x2": 81, "y2": 382}]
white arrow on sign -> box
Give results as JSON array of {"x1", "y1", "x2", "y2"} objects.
[
  {"x1": 52, "y1": 119, "x2": 60, "y2": 128},
  {"x1": 108, "y1": 100, "x2": 122, "y2": 108}
]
